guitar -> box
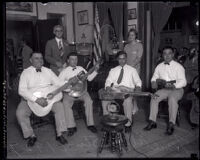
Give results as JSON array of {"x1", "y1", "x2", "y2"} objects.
[
  {"x1": 98, "y1": 88, "x2": 158, "y2": 100},
  {"x1": 66, "y1": 58, "x2": 103, "y2": 98},
  {"x1": 27, "y1": 82, "x2": 71, "y2": 117}
]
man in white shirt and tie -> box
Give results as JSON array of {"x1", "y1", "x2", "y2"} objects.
[
  {"x1": 59, "y1": 52, "x2": 99, "y2": 136},
  {"x1": 144, "y1": 46, "x2": 187, "y2": 135},
  {"x1": 16, "y1": 52, "x2": 68, "y2": 147},
  {"x1": 101, "y1": 51, "x2": 142, "y2": 133},
  {"x1": 45, "y1": 25, "x2": 71, "y2": 75}
]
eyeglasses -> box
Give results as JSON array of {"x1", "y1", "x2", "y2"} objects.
[{"x1": 55, "y1": 30, "x2": 63, "y2": 32}]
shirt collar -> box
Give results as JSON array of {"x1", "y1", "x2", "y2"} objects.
[
  {"x1": 55, "y1": 37, "x2": 62, "y2": 44},
  {"x1": 31, "y1": 66, "x2": 43, "y2": 72},
  {"x1": 163, "y1": 60, "x2": 174, "y2": 65},
  {"x1": 119, "y1": 64, "x2": 127, "y2": 69},
  {"x1": 69, "y1": 66, "x2": 77, "y2": 70}
]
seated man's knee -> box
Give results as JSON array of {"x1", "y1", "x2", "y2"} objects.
[
  {"x1": 16, "y1": 106, "x2": 26, "y2": 119},
  {"x1": 84, "y1": 96, "x2": 93, "y2": 106},
  {"x1": 124, "y1": 97, "x2": 133, "y2": 104},
  {"x1": 53, "y1": 102, "x2": 64, "y2": 112},
  {"x1": 168, "y1": 96, "x2": 179, "y2": 104}
]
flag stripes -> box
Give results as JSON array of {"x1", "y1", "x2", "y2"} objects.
[{"x1": 93, "y1": 3, "x2": 102, "y2": 64}]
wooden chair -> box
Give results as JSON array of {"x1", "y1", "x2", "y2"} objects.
[
  {"x1": 72, "y1": 100, "x2": 85, "y2": 120},
  {"x1": 158, "y1": 99, "x2": 181, "y2": 126},
  {"x1": 30, "y1": 111, "x2": 54, "y2": 128}
]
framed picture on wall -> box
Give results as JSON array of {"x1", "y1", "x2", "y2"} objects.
[
  {"x1": 189, "y1": 35, "x2": 199, "y2": 44},
  {"x1": 128, "y1": 24, "x2": 136, "y2": 31},
  {"x1": 77, "y1": 10, "x2": 89, "y2": 25},
  {"x1": 6, "y1": 2, "x2": 37, "y2": 16},
  {"x1": 128, "y1": 8, "x2": 137, "y2": 20}
]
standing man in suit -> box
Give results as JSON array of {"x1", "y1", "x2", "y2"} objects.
[
  {"x1": 45, "y1": 25, "x2": 71, "y2": 75},
  {"x1": 144, "y1": 46, "x2": 187, "y2": 135}
]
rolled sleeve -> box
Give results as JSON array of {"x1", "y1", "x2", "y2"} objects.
[
  {"x1": 87, "y1": 70, "x2": 98, "y2": 81},
  {"x1": 105, "y1": 69, "x2": 114, "y2": 88},
  {"x1": 174, "y1": 66, "x2": 187, "y2": 88},
  {"x1": 151, "y1": 66, "x2": 159, "y2": 82},
  {"x1": 18, "y1": 72, "x2": 37, "y2": 102},
  {"x1": 132, "y1": 69, "x2": 142, "y2": 87}
]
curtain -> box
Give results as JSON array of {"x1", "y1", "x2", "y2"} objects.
[
  {"x1": 97, "y1": 2, "x2": 126, "y2": 53},
  {"x1": 150, "y1": 2, "x2": 175, "y2": 70}
]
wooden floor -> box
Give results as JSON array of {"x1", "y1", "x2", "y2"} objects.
[{"x1": 6, "y1": 89, "x2": 199, "y2": 159}]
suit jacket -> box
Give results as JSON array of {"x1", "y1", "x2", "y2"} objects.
[{"x1": 45, "y1": 38, "x2": 71, "y2": 75}]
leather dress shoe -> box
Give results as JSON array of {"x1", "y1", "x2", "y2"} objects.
[
  {"x1": 144, "y1": 120, "x2": 157, "y2": 131},
  {"x1": 125, "y1": 125, "x2": 132, "y2": 133},
  {"x1": 67, "y1": 127, "x2": 77, "y2": 136},
  {"x1": 27, "y1": 136, "x2": 37, "y2": 147},
  {"x1": 56, "y1": 135, "x2": 68, "y2": 145},
  {"x1": 166, "y1": 122, "x2": 174, "y2": 135},
  {"x1": 87, "y1": 126, "x2": 98, "y2": 133}
]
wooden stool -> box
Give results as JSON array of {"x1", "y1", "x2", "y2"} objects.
[
  {"x1": 98, "y1": 114, "x2": 128, "y2": 157},
  {"x1": 73, "y1": 100, "x2": 85, "y2": 120}
]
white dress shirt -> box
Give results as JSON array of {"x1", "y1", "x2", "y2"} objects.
[
  {"x1": 18, "y1": 66, "x2": 64, "y2": 102},
  {"x1": 151, "y1": 60, "x2": 187, "y2": 88},
  {"x1": 58, "y1": 66, "x2": 98, "y2": 91},
  {"x1": 105, "y1": 64, "x2": 142, "y2": 89}
]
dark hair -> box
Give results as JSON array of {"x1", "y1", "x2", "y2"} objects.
[
  {"x1": 67, "y1": 52, "x2": 78, "y2": 59},
  {"x1": 53, "y1": 25, "x2": 64, "y2": 33},
  {"x1": 29, "y1": 52, "x2": 42, "y2": 58},
  {"x1": 162, "y1": 46, "x2": 174, "y2": 53},
  {"x1": 116, "y1": 50, "x2": 127, "y2": 58},
  {"x1": 128, "y1": 28, "x2": 138, "y2": 39}
]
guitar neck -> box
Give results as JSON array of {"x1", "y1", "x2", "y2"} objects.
[
  {"x1": 80, "y1": 64, "x2": 98, "y2": 81},
  {"x1": 52, "y1": 83, "x2": 71, "y2": 96},
  {"x1": 122, "y1": 91, "x2": 153, "y2": 97}
]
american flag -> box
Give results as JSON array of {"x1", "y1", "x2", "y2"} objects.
[{"x1": 93, "y1": 3, "x2": 102, "y2": 64}]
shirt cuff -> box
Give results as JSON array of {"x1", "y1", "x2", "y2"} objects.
[{"x1": 32, "y1": 95, "x2": 38, "y2": 102}]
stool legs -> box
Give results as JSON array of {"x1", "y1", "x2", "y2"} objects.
[
  {"x1": 98, "y1": 128, "x2": 128, "y2": 155},
  {"x1": 116, "y1": 132, "x2": 122, "y2": 156},
  {"x1": 111, "y1": 131, "x2": 117, "y2": 152},
  {"x1": 98, "y1": 131, "x2": 108, "y2": 153},
  {"x1": 121, "y1": 132, "x2": 128, "y2": 150}
]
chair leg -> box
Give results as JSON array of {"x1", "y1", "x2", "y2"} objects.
[{"x1": 176, "y1": 109, "x2": 180, "y2": 127}]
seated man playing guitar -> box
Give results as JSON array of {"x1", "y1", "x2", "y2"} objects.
[
  {"x1": 59, "y1": 52, "x2": 100, "y2": 136},
  {"x1": 144, "y1": 46, "x2": 187, "y2": 135},
  {"x1": 16, "y1": 52, "x2": 68, "y2": 147},
  {"x1": 101, "y1": 51, "x2": 142, "y2": 133}
]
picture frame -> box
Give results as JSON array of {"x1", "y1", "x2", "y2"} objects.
[
  {"x1": 6, "y1": 2, "x2": 37, "y2": 16},
  {"x1": 77, "y1": 10, "x2": 89, "y2": 25},
  {"x1": 189, "y1": 35, "x2": 199, "y2": 44},
  {"x1": 128, "y1": 8, "x2": 137, "y2": 20},
  {"x1": 128, "y1": 24, "x2": 136, "y2": 31}
]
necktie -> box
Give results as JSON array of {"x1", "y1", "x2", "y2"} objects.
[
  {"x1": 72, "y1": 67, "x2": 76, "y2": 71},
  {"x1": 117, "y1": 67, "x2": 124, "y2": 84},
  {"x1": 36, "y1": 68, "x2": 41, "y2": 72},
  {"x1": 58, "y1": 41, "x2": 64, "y2": 56},
  {"x1": 164, "y1": 62, "x2": 170, "y2": 65}
]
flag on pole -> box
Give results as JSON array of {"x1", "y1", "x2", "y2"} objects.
[{"x1": 93, "y1": 3, "x2": 102, "y2": 64}]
